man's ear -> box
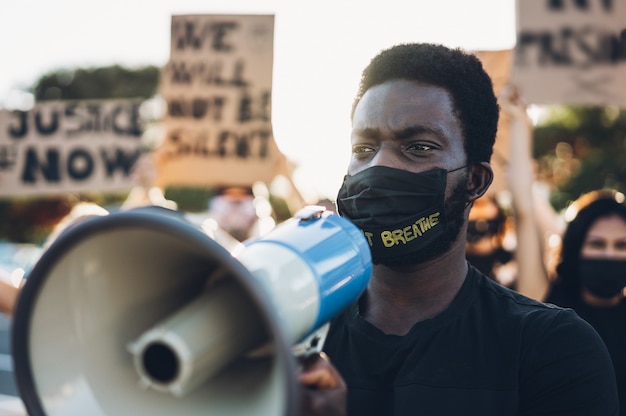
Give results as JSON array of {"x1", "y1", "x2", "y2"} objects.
[{"x1": 467, "y1": 162, "x2": 493, "y2": 202}]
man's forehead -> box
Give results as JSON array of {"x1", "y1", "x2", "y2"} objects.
[
  {"x1": 357, "y1": 80, "x2": 454, "y2": 111},
  {"x1": 353, "y1": 80, "x2": 460, "y2": 137}
]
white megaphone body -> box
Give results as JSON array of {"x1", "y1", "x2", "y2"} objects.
[{"x1": 11, "y1": 205, "x2": 372, "y2": 416}]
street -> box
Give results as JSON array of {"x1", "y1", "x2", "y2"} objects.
[
  {"x1": 0, "y1": 314, "x2": 27, "y2": 415},
  {"x1": 0, "y1": 315, "x2": 18, "y2": 396}
]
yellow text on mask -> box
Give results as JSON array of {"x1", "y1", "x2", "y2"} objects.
[{"x1": 380, "y1": 212, "x2": 440, "y2": 247}]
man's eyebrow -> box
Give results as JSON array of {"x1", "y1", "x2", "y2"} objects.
[
  {"x1": 352, "y1": 127, "x2": 380, "y2": 139},
  {"x1": 353, "y1": 125, "x2": 446, "y2": 140},
  {"x1": 396, "y1": 125, "x2": 445, "y2": 140}
]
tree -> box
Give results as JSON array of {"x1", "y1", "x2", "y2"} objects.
[
  {"x1": 31, "y1": 65, "x2": 160, "y2": 101},
  {"x1": 532, "y1": 105, "x2": 626, "y2": 211}
]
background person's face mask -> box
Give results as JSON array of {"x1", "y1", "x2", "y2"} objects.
[
  {"x1": 466, "y1": 248, "x2": 513, "y2": 277},
  {"x1": 336, "y1": 165, "x2": 463, "y2": 264},
  {"x1": 467, "y1": 219, "x2": 501, "y2": 243},
  {"x1": 579, "y1": 258, "x2": 626, "y2": 299}
]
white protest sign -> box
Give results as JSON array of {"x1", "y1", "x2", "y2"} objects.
[
  {"x1": 0, "y1": 100, "x2": 144, "y2": 197},
  {"x1": 511, "y1": 0, "x2": 626, "y2": 106},
  {"x1": 156, "y1": 14, "x2": 289, "y2": 189}
]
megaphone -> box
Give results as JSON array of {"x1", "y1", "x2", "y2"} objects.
[{"x1": 11, "y1": 205, "x2": 372, "y2": 416}]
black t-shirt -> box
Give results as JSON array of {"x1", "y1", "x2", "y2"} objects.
[
  {"x1": 547, "y1": 286, "x2": 626, "y2": 416},
  {"x1": 324, "y1": 266, "x2": 619, "y2": 416}
]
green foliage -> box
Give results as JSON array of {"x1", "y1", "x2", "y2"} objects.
[
  {"x1": 533, "y1": 105, "x2": 626, "y2": 211},
  {"x1": 164, "y1": 187, "x2": 215, "y2": 213},
  {"x1": 269, "y1": 194, "x2": 292, "y2": 223},
  {"x1": 31, "y1": 65, "x2": 161, "y2": 101},
  {"x1": 0, "y1": 196, "x2": 73, "y2": 244}
]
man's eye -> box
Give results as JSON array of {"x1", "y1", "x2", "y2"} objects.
[
  {"x1": 585, "y1": 240, "x2": 606, "y2": 249},
  {"x1": 406, "y1": 143, "x2": 433, "y2": 152},
  {"x1": 352, "y1": 145, "x2": 375, "y2": 154}
]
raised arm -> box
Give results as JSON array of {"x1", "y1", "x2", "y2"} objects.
[
  {"x1": 0, "y1": 271, "x2": 20, "y2": 315},
  {"x1": 499, "y1": 85, "x2": 551, "y2": 301}
]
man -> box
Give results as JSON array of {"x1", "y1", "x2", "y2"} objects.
[{"x1": 299, "y1": 43, "x2": 618, "y2": 415}]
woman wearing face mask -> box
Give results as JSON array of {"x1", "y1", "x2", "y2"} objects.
[
  {"x1": 550, "y1": 190, "x2": 626, "y2": 306},
  {"x1": 500, "y1": 84, "x2": 626, "y2": 413},
  {"x1": 542, "y1": 190, "x2": 626, "y2": 414}
]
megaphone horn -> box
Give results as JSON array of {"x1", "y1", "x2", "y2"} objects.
[{"x1": 12, "y1": 205, "x2": 372, "y2": 416}]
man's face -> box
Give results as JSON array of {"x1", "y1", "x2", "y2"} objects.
[
  {"x1": 348, "y1": 79, "x2": 469, "y2": 265},
  {"x1": 349, "y1": 80, "x2": 467, "y2": 179}
]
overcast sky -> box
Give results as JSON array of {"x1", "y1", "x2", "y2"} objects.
[{"x1": 0, "y1": 0, "x2": 517, "y2": 201}]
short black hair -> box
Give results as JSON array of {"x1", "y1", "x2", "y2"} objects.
[
  {"x1": 556, "y1": 190, "x2": 626, "y2": 299},
  {"x1": 352, "y1": 43, "x2": 499, "y2": 165}
]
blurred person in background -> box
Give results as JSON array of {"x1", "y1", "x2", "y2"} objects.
[
  {"x1": 207, "y1": 181, "x2": 279, "y2": 242},
  {"x1": 466, "y1": 194, "x2": 516, "y2": 288},
  {"x1": 520, "y1": 189, "x2": 626, "y2": 415},
  {"x1": 474, "y1": 84, "x2": 626, "y2": 413},
  {"x1": 207, "y1": 186, "x2": 260, "y2": 242}
]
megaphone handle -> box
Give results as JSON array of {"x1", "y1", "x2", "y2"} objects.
[{"x1": 291, "y1": 322, "x2": 330, "y2": 358}]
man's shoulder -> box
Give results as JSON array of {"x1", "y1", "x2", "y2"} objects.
[
  {"x1": 473, "y1": 267, "x2": 553, "y2": 307},
  {"x1": 471, "y1": 269, "x2": 605, "y2": 345},
  {"x1": 471, "y1": 268, "x2": 585, "y2": 325}
]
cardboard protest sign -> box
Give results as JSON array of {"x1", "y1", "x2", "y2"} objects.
[
  {"x1": 0, "y1": 100, "x2": 144, "y2": 197},
  {"x1": 474, "y1": 49, "x2": 513, "y2": 196},
  {"x1": 511, "y1": 0, "x2": 626, "y2": 106},
  {"x1": 156, "y1": 14, "x2": 289, "y2": 189}
]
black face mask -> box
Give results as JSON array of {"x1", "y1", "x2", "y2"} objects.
[
  {"x1": 467, "y1": 219, "x2": 501, "y2": 243},
  {"x1": 336, "y1": 165, "x2": 464, "y2": 265},
  {"x1": 579, "y1": 258, "x2": 626, "y2": 299}
]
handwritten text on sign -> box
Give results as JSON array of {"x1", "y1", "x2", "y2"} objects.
[
  {"x1": 0, "y1": 100, "x2": 144, "y2": 197},
  {"x1": 157, "y1": 14, "x2": 287, "y2": 188},
  {"x1": 512, "y1": 0, "x2": 626, "y2": 106}
]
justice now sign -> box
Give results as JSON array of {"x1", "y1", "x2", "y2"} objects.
[
  {"x1": 0, "y1": 99, "x2": 144, "y2": 197},
  {"x1": 156, "y1": 14, "x2": 289, "y2": 189}
]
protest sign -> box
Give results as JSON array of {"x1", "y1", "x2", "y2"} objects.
[
  {"x1": 156, "y1": 14, "x2": 290, "y2": 189},
  {"x1": 0, "y1": 99, "x2": 144, "y2": 197},
  {"x1": 511, "y1": 0, "x2": 626, "y2": 106}
]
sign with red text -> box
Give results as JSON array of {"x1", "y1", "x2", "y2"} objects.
[
  {"x1": 511, "y1": 0, "x2": 626, "y2": 106},
  {"x1": 156, "y1": 14, "x2": 289, "y2": 189},
  {"x1": 0, "y1": 100, "x2": 144, "y2": 197}
]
